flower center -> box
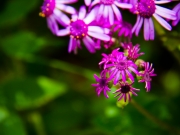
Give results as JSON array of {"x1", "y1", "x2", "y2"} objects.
[
  {"x1": 99, "y1": 78, "x2": 107, "y2": 87},
  {"x1": 143, "y1": 72, "x2": 152, "y2": 81},
  {"x1": 39, "y1": 0, "x2": 55, "y2": 17},
  {"x1": 70, "y1": 20, "x2": 88, "y2": 39},
  {"x1": 137, "y1": 0, "x2": 156, "y2": 18},
  {"x1": 117, "y1": 61, "x2": 127, "y2": 70},
  {"x1": 121, "y1": 85, "x2": 130, "y2": 93},
  {"x1": 101, "y1": 0, "x2": 114, "y2": 5}
]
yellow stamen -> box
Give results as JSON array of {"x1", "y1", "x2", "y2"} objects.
[{"x1": 39, "y1": 12, "x2": 45, "y2": 17}]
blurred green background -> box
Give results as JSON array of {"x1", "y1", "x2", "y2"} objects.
[{"x1": 0, "y1": 0, "x2": 180, "y2": 135}]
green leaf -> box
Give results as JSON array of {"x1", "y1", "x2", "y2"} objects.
[
  {"x1": 0, "y1": 0, "x2": 39, "y2": 27},
  {"x1": 0, "y1": 77, "x2": 67, "y2": 110},
  {"x1": 0, "y1": 112, "x2": 27, "y2": 135},
  {"x1": 162, "y1": 71, "x2": 180, "y2": 97},
  {"x1": 162, "y1": 32, "x2": 180, "y2": 51},
  {"x1": 37, "y1": 76, "x2": 67, "y2": 98},
  {"x1": 0, "y1": 107, "x2": 9, "y2": 123},
  {"x1": 1, "y1": 31, "x2": 46, "y2": 58}
]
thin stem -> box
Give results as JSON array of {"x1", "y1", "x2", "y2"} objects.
[
  {"x1": 131, "y1": 99, "x2": 180, "y2": 135},
  {"x1": 27, "y1": 111, "x2": 47, "y2": 135},
  {"x1": 21, "y1": 55, "x2": 96, "y2": 81}
]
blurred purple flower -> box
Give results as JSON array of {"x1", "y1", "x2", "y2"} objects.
[
  {"x1": 114, "y1": 21, "x2": 133, "y2": 38},
  {"x1": 95, "y1": 37, "x2": 115, "y2": 50},
  {"x1": 92, "y1": 71, "x2": 111, "y2": 98},
  {"x1": 132, "y1": 0, "x2": 176, "y2": 40},
  {"x1": 113, "y1": 82, "x2": 140, "y2": 102},
  {"x1": 172, "y1": 2, "x2": 180, "y2": 26},
  {"x1": 139, "y1": 62, "x2": 156, "y2": 92},
  {"x1": 56, "y1": 6, "x2": 110, "y2": 53},
  {"x1": 89, "y1": 0, "x2": 132, "y2": 25},
  {"x1": 39, "y1": 0, "x2": 77, "y2": 34}
]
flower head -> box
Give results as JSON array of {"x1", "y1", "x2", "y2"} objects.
[
  {"x1": 56, "y1": 6, "x2": 110, "y2": 53},
  {"x1": 99, "y1": 48, "x2": 120, "y2": 69},
  {"x1": 172, "y1": 3, "x2": 180, "y2": 26},
  {"x1": 102, "y1": 49, "x2": 139, "y2": 84},
  {"x1": 113, "y1": 82, "x2": 140, "y2": 102},
  {"x1": 89, "y1": 0, "x2": 132, "y2": 25},
  {"x1": 132, "y1": 0, "x2": 177, "y2": 40},
  {"x1": 122, "y1": 43, "x2": 144, "y2": 61},
  {"x1": 139, "y1": 62, "x2": 156, "y2": 92},
  {"x1": 39, "y1": 0, "x2": 77, "y2": 34},
  {"x1": 92, "y1": 71, "x2": 111, "y2": 98}
]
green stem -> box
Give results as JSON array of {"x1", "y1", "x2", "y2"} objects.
[
  {"x1": 131, "y1": 99, "x2": 180, "y2": 135},
  {"x1": 28, "y1": 111, "x2": 46, "y2": 135},
  {"x1": 22, "y1": 55, "x2": 96, "y2": 81}
]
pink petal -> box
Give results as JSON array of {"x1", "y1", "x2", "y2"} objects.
[
  {"x1": 149, "y1": 18, "x2": 155, "y2": 40},
  {"x1": 155, "y1": 5, "x2": 176, "y2": 20},
  {"x1": 155, "y1": 0, "x2": 171, "y2": 4},
  {"x1": 78, "y1": 6, "x2": 86, "y2": 19},
  {"x1": 108, "y1": 6, "x2": 114, "y2": 25},
  {"x1": 88, "y1": 26, "x2": 105, "y2": 33},
  {"x1": 153, "y1": 13, "x2": 172, "y2": 31},
  {"x1": 114, "y1": 1, "x2": 132, "y2": 9},
  {"x1": 135, "y1": 16, "x2": 143, "y2": 36},
  {"x1": 56, "y1": 28, "x2": 70, "y2": 36},
  {"x1": 56, "y1": 4, "x2": 76, "y2": 14},
  {"x1": 88, "y1": 31, "x2": 110, "y2": 41},
  {"x1": 112, "y1": 4, "x2": 122, "y2": 21},
  {"x1": 144, "y1": 18, "x2": 150, "y2": 40},
  {"x1": 84, "y1": 0, "x2": 91, "y2": 6},
  {"x1": 82, "y1": 36, "x2": 96, "y2": 53},
  {"x1": 56, "y1": 0, "x2": 78, "y2": 4},
  {"x1": 53, "y1": 9, "x2": 70, "y2": 26}
]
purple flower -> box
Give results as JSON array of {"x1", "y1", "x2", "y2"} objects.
[
  {"x1": 139, "y1": 62, "x2": 156, "y2": 92},
  {"x1": 114, "y1": 21, "x2": 133, "y2": 38},
  {"x1": 122, "y1": 43, "x2": 144, "y2": 61},
  {"x1": 102, "y1": 38, "x2": 115, "y2": 49},
  {"x1": 172, "y1": 2, "x2": 180, "y2": 26},
  {"x1": 92, "y1": 72, "x2": 111, "y2": 98},
  {"x1": 132, "y1": 0, "x2": 177, "y2": 40},
  {"x1": 39, "y1": 0, "x2": 77, "y2": 34},
  {"x1": 89, "y1": 0, "x2": 132, "y2": 25},
  {"x1": 99, "y1": 48, "x2": 120, "y2": 68},
  {"x1": 56, "y1": 6, "x2": 110, "y2": 53},
  {"x1": 103, "y1": 49, "x2": 139, "y2": 84},
  {"x1": 94, "y1": 37, "x2": 115, "y2": 50},
  {"x1": 113, "y1": 82, "x2": 140, "y2": 102}
]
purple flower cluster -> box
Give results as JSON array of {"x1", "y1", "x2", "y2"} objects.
[
  {"x1": 39, "y1": 0, "x2": 179, "y2": 102},
  {"x1": 92, "y1": 44, "x2": 156, "y2": 102}
]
